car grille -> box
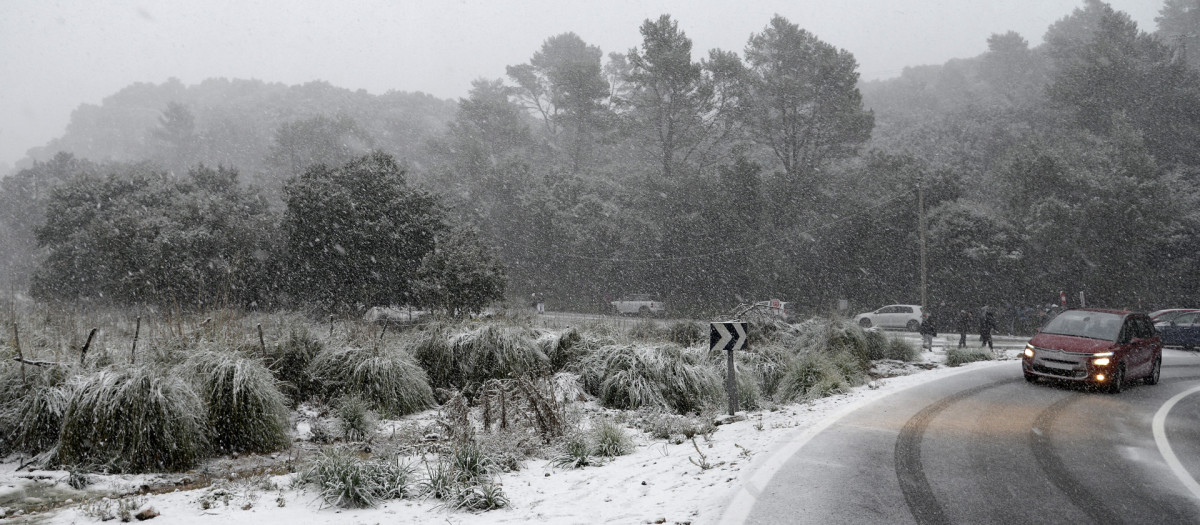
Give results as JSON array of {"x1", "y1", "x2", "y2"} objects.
[{"x1": 1032, "y1": 364, "x2": 1086, "y2": 378}]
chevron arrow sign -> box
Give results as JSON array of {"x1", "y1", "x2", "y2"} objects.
[{"x1": 709, "y1": 321, "x2": 747, "y2": 352}]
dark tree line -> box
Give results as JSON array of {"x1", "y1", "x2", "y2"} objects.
[
  {"x1": 4, "y1": 2, "x2": 1200, "y2": 316},
  {"x1": 23, "y1": 153, "x2": 505, "y2": 314}
]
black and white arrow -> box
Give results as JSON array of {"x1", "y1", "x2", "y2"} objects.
[{"x1": 710, "y1": 321, "x2": 747, "y2": 352}]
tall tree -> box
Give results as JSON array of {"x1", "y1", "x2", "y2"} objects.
[
  {"x1": 152, "y1": 101, "x2": 198, "y2": 173},
  {"x1": 267, "y1": 114, "x2": 375, "y2": 176},
  {"x1": 1156, "y1": 0, "x2": 1200, "y2": 71},
  {"x1": 1046, "y1": 2, "x2": 1200, "y2": 166},
  {"x1": 31, "y1": 164, "x2": 273, "y2": 307},
  {"x1": 623, "y1": 15, "x2": 715, "y2": 181},
  {"x1": 280, "y1": 152, "x2": 444, "y2": 312},
  {"x1": 507, "y1": 33, "x2": 611, "y2": 174},
  {"x1": 738, "y1": 16, "x2": 874, "y2": 207}
]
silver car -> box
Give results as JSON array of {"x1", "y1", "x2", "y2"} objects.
[{"x1": 854, "y1": 304, "x2": 924, "y2": 331}]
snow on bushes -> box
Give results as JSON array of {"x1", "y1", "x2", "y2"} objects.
[
  {"x1": 311, "y1": 345, "x2": 435, "y2": 417},
  {"x1": 58, "y1": 365, "x2": 207, "y2": 473},
  {"x1": 186, "y1": 351, "x2": 291, "y2": 454}
]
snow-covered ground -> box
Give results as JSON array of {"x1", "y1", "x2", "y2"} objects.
[{"x1": 2, "y1": 343, "x2": 1016, "y2": 525}]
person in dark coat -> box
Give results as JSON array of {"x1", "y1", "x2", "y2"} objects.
[
  {"x1": 919, "y1": 312, "x2": 938, "y2": 352},
  {"x1": 956, "y1": 309, "x2": 973, "y2": 348},
  {"x1": 980, "y1": 307, "x2": 997, "y2": 351}
]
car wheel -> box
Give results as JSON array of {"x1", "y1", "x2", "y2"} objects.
[
  {"x1": 1107, "y1": 364, "x2": 1125, "y2": 394},
  {"x1": 859, "y1": 318, "x2": 872, "y2": 328},
  {"x1": 906, "y1": 320, "x2": 920, "y2": 332},
  {"x1": 1145, "y1": 355, "x2": 1162, "y2": 385},
  {"x1": 1024, "y1": 372, "x2": 1037, "y2": 383}
]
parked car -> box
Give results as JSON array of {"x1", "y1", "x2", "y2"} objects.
[
  {"x1": 611, "y1": 294, "x2": 665, "y2": 316},
  {"x1": 752, "y1": 299, "x2": 793, "y2": 322},
  {"x1": 1151, "y1": 308, "x2": 1198, "y2": 325},
  {"x1": 1157, "y1": 310, "x2": 1200, "y2": 350},
  {"x1": 853, "y1": 304, "x2": 923, "y2": 331},
  {"x1": 1021, "y1": 308, "x2": 1162, "y2": 393}
]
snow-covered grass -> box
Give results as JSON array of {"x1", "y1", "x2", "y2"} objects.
[
  {"x1": 310, "y1": 345, "x2": 435, "y2": 418},
  {"x1": 0, "y1": 306, "x2": 1003, "y2": 523},
  {"x1": 57, "y1": 365, "x2": 208, "y2": 473},
  {"x1": 188, "y1": 351, "x2": 292, "y2": 455}
]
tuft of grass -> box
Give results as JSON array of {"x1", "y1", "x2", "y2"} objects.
[
  {"x1": 311, "y1": 345, "x2": 435, "y2": 418},
  {"x1": 58, "y1": 365, "x2": 207, "y2": 473},
  {"x1": 450, "y1": 479, "x2": 509, "y2": 511},
  {"x1": 946, "y1": 348, "x2": 995, "y2": 367},
  {"x1": 188, "y1": 351, "x2": 291, "y2": 455},
  {"x1": 591, "y1": 420, "x2": 633, "y2": 457},
  {"x1": 577, "y1": 344, "x2": 720, "y2": 414},
  {"x1": 666, "y1": 321, "x2": 706, "y2": 347},
  {"x1": 551, "y1": 434, "x2": 593, "y2": 469},
  {"x1": 301, "y1": 447, "x2": 383, "y2": 509},
  {"x1": 371, "y1": 452, "x2": 416, "y2": 500},
  {"x1": 12, "y1": 382, "x2": 69, "y2": 456},
  {"x1": 413, "y1": 324, "x2": 549, "y2": 390},
  {"x1": 538, "y1": 328, "x2": 584, "y2": 371},
  {"x1": 774, "y1": 351, "x2": 851, "y2": 403},
  {"x1": 336, "y1": 394, "x2": 376, "y2": 442},
  {"x1": 268, "y1": 328, "x2": 323, "y2": 405},
  {"x1": 884, "y1": 337, "x2": 920, "y2": 361}
]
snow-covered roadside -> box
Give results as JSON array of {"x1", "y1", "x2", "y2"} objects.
[{"x1": 6, "y1": 350, "x2": 1017, "y2": 525}]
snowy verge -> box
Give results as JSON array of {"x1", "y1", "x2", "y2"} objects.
[{"x1": 4, "y1": 354, "x2": 1018, "y2": 525}]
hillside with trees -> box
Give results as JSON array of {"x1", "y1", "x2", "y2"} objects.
[{"x1": 3, "y1": 1, "x2": 1199, "y2": 317}]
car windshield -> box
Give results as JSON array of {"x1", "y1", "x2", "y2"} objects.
[{"x1": 1039, "y1": 311, "x2": 1123, "y2": 341}]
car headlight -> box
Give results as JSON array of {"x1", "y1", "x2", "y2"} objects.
[
  {"x1": 1092, "y1": 357, "x2": 1111, "y2": 366},
  {"x1": 1023, "y1": 345, "x2": 1035, "y2": 358}
]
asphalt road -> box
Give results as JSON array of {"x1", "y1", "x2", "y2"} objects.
[{"x1": 724, "y1": 349, "x2": 1200, "y2": 524}]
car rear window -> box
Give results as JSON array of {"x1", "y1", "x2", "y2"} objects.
[{"x1": 1040, "y1": 311, "x2": 1123, "y2": 341}]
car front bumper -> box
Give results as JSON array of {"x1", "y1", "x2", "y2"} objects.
[{"x1": 1022, "y1": 347, "x2": 1115, "y2": 383}]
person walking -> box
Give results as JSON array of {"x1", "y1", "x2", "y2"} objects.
[
  {"x1": 980, "y1": 307, "x2": 997, "y2": 351},
  {"x1": 956, "y1": 309, "x2": 972, "y2": 348},
  {"x1": 919, "y1": 312, "x2": 938, "y2": 352}
]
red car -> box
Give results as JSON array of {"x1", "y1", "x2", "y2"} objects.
[{"x1": 1021, "y1": 308, "x2": 1162, "y2": 393}]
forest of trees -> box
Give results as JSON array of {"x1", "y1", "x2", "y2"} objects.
[{"x1": 3, "y1": 0, "x2": 1200, "y2": 317}]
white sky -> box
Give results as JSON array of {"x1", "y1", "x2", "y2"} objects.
[{"x1": 0, "y1": 0, "x2": 1164, "y2": 171}]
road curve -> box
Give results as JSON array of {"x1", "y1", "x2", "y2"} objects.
[{"x1": 725, "y1": 350, "x2": 1200, "y2": 524}]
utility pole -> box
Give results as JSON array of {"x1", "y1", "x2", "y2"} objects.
[{"x1": 918, "y1": 181, "x2": 927, "y2": 311}]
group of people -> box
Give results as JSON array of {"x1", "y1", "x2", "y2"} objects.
[{"x1": 918, "y1": 307, "x2": 999, "y2": 352}]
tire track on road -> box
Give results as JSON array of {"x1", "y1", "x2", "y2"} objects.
[
  {"x1": 1028, "y1": 393, "x2": 1125, "y2": 525},
  {"x1": 894, "y1": 378, "x2": 1018, "y2": 525}
]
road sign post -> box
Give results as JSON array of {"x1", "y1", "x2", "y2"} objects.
[{"x1": 710, "y1": 321, "x2": 748, "y2": 416}]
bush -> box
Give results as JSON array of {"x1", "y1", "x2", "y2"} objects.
[
  {"x1": 538, "y1": 328, "x2": 584, "y2": 371},
  {"x1": 12, "y1": 382, "x2": 69, "y2": 456},
  {"x1": 946, "y1": 348, "x2": 995, "y2": 367},
  {"x1": 884, "y1": 337, "x2": 920, "y2": 361},
  {"x1": 578, "y1": 344, "x2": 720, "y2": 414},
  {"x1": 775, "y1": 351, "x2": 851, "y2": 403},
  {"x1": 268, "y1": 328, "x2": 323, "y2": 404},
  {"x1": 666, "y1": 321, "x2": 706, "y2": 347},
  {"x1": 311, "y1": 345, "x2": 435, "y2": 417},
  {"x1": 188, "y1": 352, "x2": 291, "y2": 454},
  {"x1": 58, "y1": 365, "x2": 207, "y2": 473},
  {"x1": 413, "y1": 324, "x2": 549, "y2": 390}
]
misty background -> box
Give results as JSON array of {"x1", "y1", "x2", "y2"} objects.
[{"x1": 1, "y1": 0, "x2": 1196, "y2": 320}]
